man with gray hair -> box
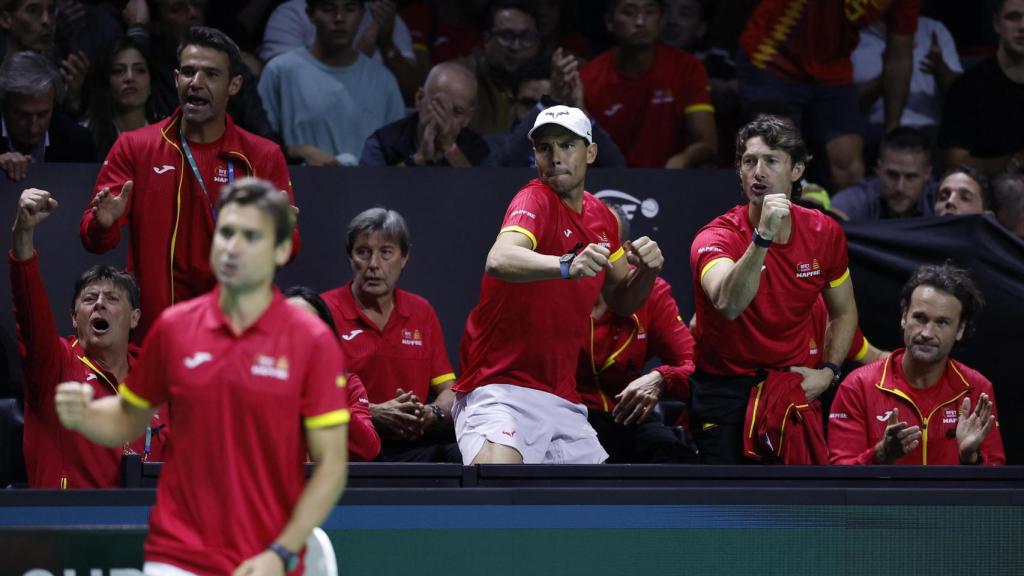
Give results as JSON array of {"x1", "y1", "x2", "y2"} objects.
[
  {"x1": 361, "y1": 61, "x2": 491, "y2": 166},
  {"x1": 0, "y1": 50, "x2": 95, "y2": 180}
]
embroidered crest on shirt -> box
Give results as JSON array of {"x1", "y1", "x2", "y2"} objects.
[
  {"x1": 401, "y1": 329, "x2": 423, "y2": 347},
  {"x1": 251, "y1": 355, "x2": 289, "y2": 380},
  {"x1": 213, "y1": 166, "x2": 229, "y2": 184},
  {"x1": 796, "y1": 259, "x2": 822, "y2": 279},
  {"x1": 942, "y1": 409, "x2": 959, "y2": 425},
  {"x1": 651, "y1": 89, "x2": 675, "y2": 105}
]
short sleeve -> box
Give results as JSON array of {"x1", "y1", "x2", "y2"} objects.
[
  {"x1": 499, "y1": 187, "x2": 550, "y2": 250},
  {"x1": 301, "y1": 326, "x2": 350, "y2": 429},
  {"x1": 824, "y1": 221, "x2": 850, "y2": 289},
  {"x1": 120, "y1": 316, "x2": 172, "y2": 410},
  {"x1": 690, "y1": 223, "x2": 743, "y2": 285},
  {"x1": 427, "y1": 307, "x2": 455, "y2": 387},
  {"x1": 677, "y1": 53, "x2": 714, "y2": 114}
]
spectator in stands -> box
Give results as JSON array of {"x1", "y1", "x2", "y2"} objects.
[
  {"x1": 511, "y1": 58, "x2": 550, "y2": 126},
  {"x1": 829, "y1": 263, "x2": 1005, "y2": 465},
  {"x1": 689, "y1": 114, "x2": 857, "y2": 464},
  {"x1": 737, "y1": 0, "x2": 919, "y2": 191},
  {"x1": 578, "y1": 202, "x2": 697, "y2": 463},
  {"x1": 10, "y1": 187, "x2": 166, "y2": 488},
  {"x1": 0, "y1": 0, "x2": 55, "y2": 56},
  {"x1": 536, "y1": 0, "x2": 591, "y2": 59},
  {"x1": 580, "y1": 0, "x2": 718, "y2": 169},
  {"x1": 361, "y1": 61, "x2": 490, "y2": 167},
  {"x1": 284, "y1": 286, "x2": 381, "y2": 462},
  {"x1": 79, "y1": 27, "x2": 298, "y2": 342},
  {"x1": 321, "y1": 208, "x2": 461, "y2": 462},
  {"x1": 853, "y1": 15, "x2": 962, "y2": 167},
  {"x1": 85, "y1": 38, "x2": 158, "y2": 159},
  {"x1": 939, "y1": 0, "x2": 1024, "y2": 177},
  {"x1": 400, "y1": 0, "x2": 482, "y2": 65},
  {"x1": 0, "y1": 50, "x2": 96, "y2": 181},
  {"x1": 935, "y1": 165, "x2": 990, "y2": 217},
  {"x1": 831, "y1": 127, "x2": 936, "y2": 221},
  {"x1": 259, "y1": 0, "x2": 423, "y2": 103},
  {"x1": 462, "y1": 0, "x2": 541, "y2": 135},
  {"x1": 455, "y1": 105, "x2": 664, "y2": 464},
  {"x1": 56, "y1": 178, "x2": 349, "y2": 574},
  {"x1": 258, "y1": 0, "x2": 404, "y2": 166},
  {"x1": 992, "y1": 172, "x2": 1024, "y2": 238}
]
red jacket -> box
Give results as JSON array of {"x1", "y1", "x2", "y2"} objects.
[
  {"x1": 345, "y1": 373, "x2": 381, "y2": 461},
  {"x1": 575, "y1": 277, "x2": 695, "y2": 412},
  {"x1": 80, "y1": 109, "x2": 298, "y2": 340},
  {"x1": 10, "y1": 251, "x2": 168, "y2": 488},
  {"x1": 743, "y1": 371, "x2": 828, "y2": 464},
  {"x1": 828, "y1": 350, "x2": 1005, "y2": 465}
]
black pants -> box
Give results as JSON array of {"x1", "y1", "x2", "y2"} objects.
[
  {"x1": 588, "y1": 410, "x2": 698, "y2": 464},
  {"x1": 378, "y1": 427, "x2": 462, "y2": 463},
  {"x1": 689, "y1": 371, "x2": 762, "y2": 464}
]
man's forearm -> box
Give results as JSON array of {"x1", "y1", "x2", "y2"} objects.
[
  {"x1": 11, "y1": 227, "x2": 35, "y2": 261},
  {"x1": 274, "y1": 430, "x2": 348, "y2": 551},
  {"x1": 822, "y1": 309, "x2": 857, "y2": 367},
  {"x1": 607, "y1": 267, "x2": 658, "y2": 317},
  {"x1": 708, "y1": 244, "x2": 768, "y2": 320},
  {"x1": 76, "y1": 396, "x2": 151, "y2": 447},
  {"x1": 882, "y1": 38, "x2": 913, "y2": 131},
  {"x1": 485, "y1": 243, "x2": 560, "y2": 283}
]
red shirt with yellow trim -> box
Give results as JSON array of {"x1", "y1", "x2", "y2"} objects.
[
  {"x1": 80, "y1": 109, "x2": 299, "y2": 342},
  {"x1": 580, "y1": 43, "x2": 714, "y2": 168},
  {"x1": 740, "y1": 0, "x2": 920, "y2": 84},
  {"x1": 120, "y1": 287, "x2": 349, "y2": 574},
  {"x1": 690, "y1": 204, "x2": 850, "y2": 376},
  {"x1": 457, "y1": 179, "x2": 623, "y2": 402},
  {"x1": 806, "y1": 295, "x2": 869, "y2": 366},
  {"x1": 828, "y1": 349, "x2": 1005, "y2": 465},
  {"x1": 321, "y1": 283, "x2": 455, "y2": 403},
  {"x1": 575, "y1": 277, "x2": 695, "y2": 412},
  {"x1": 9, "y1": 251, "x2": 167, "y2": 488}
]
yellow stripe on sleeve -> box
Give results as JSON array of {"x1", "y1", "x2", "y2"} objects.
[
  {"x1": 828, "y1": 268, "x2": 851, "y2": 288},
  {"x1": 852, "y1": 337, "x2": 871, "y2": 362},
  {"x1": 608, "y1": 246, "x2": 625, "y2": 263},
  {"x1": 118, "y1": 383, "x2": 152, "y2": 409},
  {"x1": 684, "y1": 103, "x2": 715, "y2": 114},
  {"x1": 498, "y1": 226, "x2": 538, "y2": 250},
  {"x1": 305, "y1": 409, "x2": 351, "y2": 429},
  {"x1": 700, "y1": 257, "x2": 732, "y2": 282},
  {"x1": 430, "y1": 372, "x2": 456, "y2": 386}
]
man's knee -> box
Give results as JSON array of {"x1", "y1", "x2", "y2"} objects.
[{"x1": 471, "y1": 440, "x2": 524, "y2": 464}]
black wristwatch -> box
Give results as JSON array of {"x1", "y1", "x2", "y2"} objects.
[
  {"x1": 269, "y1": 542, "x2": 299, "y2": 572},
  {"x1": 820, "y1": 362, "x2": 842, "y2": 388},
  {"x1": 430, "y1": 403, "x2": 445, "y2": 425},
  {"x1": 752, "y1": 228, "x2": 773, "y2": 248},
  {"x1": 559, "y1": 252, "x2": 575, "y2": 279}
]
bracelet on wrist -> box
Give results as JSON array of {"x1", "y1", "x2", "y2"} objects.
[{"x1": 752, "y1": 228, "x2": 772, "y2": 248}]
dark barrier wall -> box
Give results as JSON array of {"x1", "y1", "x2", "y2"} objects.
[{"x1": 0, "y1": 166, "x2": 1022, "y2": 462}]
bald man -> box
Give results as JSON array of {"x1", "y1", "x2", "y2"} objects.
[{"x1": 360, "y1": 61, "x2": 492, "y2": 166}]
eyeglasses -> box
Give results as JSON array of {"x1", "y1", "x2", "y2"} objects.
[{"x1": 491, "y1": 30, "x2": 540, "y2": 47}]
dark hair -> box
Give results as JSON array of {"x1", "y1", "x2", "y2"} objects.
[
  {"x1": 177, "y1": 26, "x2": 244, "y2": 78},
  {"x1": 992, "y1": 172, "x2": 1024, "y2": 229},
  {"x1": 900, "y1": 262, "x2": 985, "y2": 339},
  {"x1": 87, "y1": 38, "x2": 159, "y2": 158},
  {"x1": 605, "y1": 0, "x2": 665, "y2": 15},
  {"x1": 346, "y1": 207, "x2": 411, "y2": 256},
  {"x1": 72, "y1": 265, "x2": 141, "y2": 311},
  {"x1": 601, "y1": 200, "x2": 630, "y2": 243},
  {"x1": 485, "y1": 0, "x2": 539, "y2": 32},
  {"x1": 939, "y1": 164, "x2": 991, "y2": 210},
  {"x1": 308, "y1": 0, "x2": 366, "y2": 9},
  {"x1": 283, "y1": 286, "x2": 339, "y2": 337},
  {"x1": 735, "y1": 114, "x2": 809, "y2": 167},
  {"x1": 217, "y1": 177, "x2": 295, "y2": 245},
  {"x1": 878, "y1": 126, "x2": 931, "y2": 160}
]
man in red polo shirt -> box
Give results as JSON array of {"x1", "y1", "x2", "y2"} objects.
[
  {"x1": 689, "y1": 114, "x2": 858, "y2": 463},
  {"x1": 10, "y1": 188, "x2": 167, "y2": 488},
  {"x1": 80, "y1": 26, "x2": 298, "y2": 342},
  {"x1": 56, "y1": 178, "x2": 348, "y2": 575},
  {"x1": 829, "y1": 263, "x2": 1004, "y2": 465},
  {"x1": 456, "y1": 105, "x2": 665, "y2": 465},
  {"x1": 321, "y1": 207, "x2": 459, "y2": 462}
]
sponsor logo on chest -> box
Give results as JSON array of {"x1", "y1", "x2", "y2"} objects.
[
  {"x1": 401, "y1": 329, "x2": 424, "y2": 347},
  {"x1": 212, "y1": 166, "x2": 230, "y2": 184},
  {"x1": 251, "y1": 354, "x2": 290, "y2": 380},
  {"x1": 942, "y1": 408, "x2": 959, "y2": 425},
  {"x1": 650, "y1": 89, "x2": 675, "y2": 105},
  {"x1": 795, "y1": 259, "x2": 822, "y2": 279}
]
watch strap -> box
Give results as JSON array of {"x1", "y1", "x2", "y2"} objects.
[
  {"x1": 269, "y1": 543, "x2": 299, "y2": 571},
  {"x1": 752, "y1": 228, "x2": 773, "y2": 248}
]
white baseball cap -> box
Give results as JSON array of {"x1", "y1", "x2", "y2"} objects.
[{"x1": 528, "y1": 105, "x2": 592, "y2": 144}]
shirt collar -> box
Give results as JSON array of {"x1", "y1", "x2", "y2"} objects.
[{"x1": 2, "y1": 115, "x2": 49, "y2": 162}]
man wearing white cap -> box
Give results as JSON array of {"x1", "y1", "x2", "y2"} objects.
[{"x1": 453, "y1": 105, "x2": 665, "y2": 464}]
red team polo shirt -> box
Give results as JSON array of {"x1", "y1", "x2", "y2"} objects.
[
  {"x1": 321, "y1": 283, "x2": 455, "y2": 403},
  {"x1": 806, "y1": 295, "x2": 868, "y2": 367},
  {"x1": 690, "y1": 204, "x2": 850, "y2": 376},
  {"x1": 576, "y1": 277, "x2": 695, "y2": 412},
  {"x1": 740, "y1": 0, "x2": 920, "y2": 84},
  {"x1": 457, "y1": 179, "x2": 623, "y2": 403},
  {"x1": 120, "y1": 287, "x2": 349, "y2": 574},
  {"x1": 580, "y1": 43, "x2": 714, "y2": 168}
]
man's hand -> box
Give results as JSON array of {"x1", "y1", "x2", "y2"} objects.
[
  {"x1": 14, "y1": 188, "x2": 58, "y2": 232},
  {"x1": 789, "y1": 366, "x2": 832, "y2": 402},
  {"x1": 919, "y1": 32, "x2": 954, "y2": 86},
  {"x1": 873, "y1": 407, "x2": 922, "y2": 464},
  {"x1": 429, "y1": 97, "x2": 460, "y2": 153},
  {"x1": 613, "y1": 371, "x2": 665, "y2": 426},
  {"x1": 60, "y1": 50, "x2": 91, "y2": 110},
  {"x1": 413, "y1": 117, "x2": 438, "y2": 166},
  {"x1": 756, "y1": 193, "x2": 791, "y2": 240},
  {"x1": 55, "y1": 381, "x2": 95, "y2": 431},
  {"x1": 369, "y1": 0, "x2": 397, "y2": 48},
  {"x1": 232, "y1": 549, "x2": 285, "y2": 576},
  {"x1": 90, "y1": 181, "x2": 133, "y2": 228},
  {"x1": 956, "y1": 394, "x2": 994, "y2": 464},
  {"x1": 569, "y1": 243, "x2": 611, "y2": 279},
  {"x1": 370, "y1": 388, "x2": 424, "y2": 440},
  {"x1": 549, "y1": 48, "x2": 584, "y2": 109},
  {"x1": 0, "y1": 152, "x2": 31, "y2": 181},
  {"x1": 624, "y1": 237, "x2": 663, "y2": 273}
]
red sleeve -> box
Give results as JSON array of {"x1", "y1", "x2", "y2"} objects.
[
  {"x1": 846, "y1": 325, "x2": 868, "y2": 362},
  {"x1": 300, "y1": 325, "x2": 349, "y2": 425},
  {"x1": 690, "y1": 223, "x2": 744, "y2": 284},
  {"x1": 427, "y1": 305, "x2": 455, "y2": 386},
  {"x1": 258, "y1": 145, "x2": 301, "y2": 261},
  {"x1": 824, "y1": 220, "x2": 850, "y2": 288},
  {"x1": 827, "y1": 371, "x2": 878, "y2": 465},
  {"x1": 499, "y1": 186, "x2": 550, "y2": 250},
  {"x1": 9, "y1": 251, "x2": 72, "y2": 407},
  {"x1": 345, "y1": 372, "x2": 381, "y2": 461},
  {"x1": 973, "y1": 377, "x2": 1006, "y2": 466},
  {"x1": 884, "y1": 0, "x2": 920, "y2": 36},
  {"x1": 676, "y1": 51, "x2": 713, "y2": 113},
  {"x1": 646, "y1": 279, "x2": 695, "y2": 400},
  {"x1": 80, "y1": 135, "x2": 134, "y2": 254},
  {"x1": 121, "y1": 315, "x2": 172, "y2": 409}
]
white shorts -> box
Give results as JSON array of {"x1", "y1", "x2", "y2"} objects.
[
  {"x1": 143, "y1": 562, "x2": 197, "y2": 576},
  {"x1": 453, "y1": 384, "x2": 608, "y2": 464}
]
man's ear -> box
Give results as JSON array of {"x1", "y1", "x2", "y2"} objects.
[
  {"x1": 586, "y1": 141, "x2": 598, "y2": 165},
  {"x1": 790, "y1": 161, "x2": 805, "y2": 182},
  {"x1": 228, "y1": 74, "x2": 243, "y2": 97}
]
